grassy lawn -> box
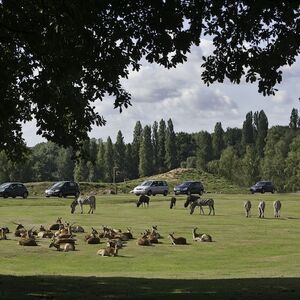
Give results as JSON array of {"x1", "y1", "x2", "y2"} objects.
[{"x1": 0, "y1": 193, "x2": 300, "y2": 299}]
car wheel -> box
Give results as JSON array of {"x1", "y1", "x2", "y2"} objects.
[
  {"x1": 271, "y1": 189, "x2": 275, "y2": 194},
  {"x1": 23, "y1": 192, "x2": 28, "y2": 199},
  {"x1": 12, "y1": 196, "x2": 16, "y2": 198},
  {"x1": 163, "y1": 191, "x2": 168, "y2": 196},
  {"x1": 251, "y1": 191, "x2": 255, "y2": 194},
  {"x1": 58, "y1": 192, "x2": 63, "y2": 198},
  {"x1": 261, "y1": 189, "x2": 265, "y2": 194},
  {"x1": 199, "y1": 190, "x2": 203, "y2": 195},
  {"x1": 3, "y1": 193, "x2": 8, "y2": 198},
  {"x1": 147, "y1": 190, "x2": 152, "y2": 196}
]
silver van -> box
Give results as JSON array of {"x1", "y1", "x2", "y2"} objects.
[{"x1": 133, "y1": 180, "x2": 168, "y2": 196}]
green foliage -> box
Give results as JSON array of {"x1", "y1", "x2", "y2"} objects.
[
  {"x1": 212, "y1": 122, "x2": 225, "y2": 159},
  {"x1": 1, "y1": 1, "x2": 300, "y2": 159},
  {"x1": 285, "y1": 135, "x2": 300, "y2": 191}
]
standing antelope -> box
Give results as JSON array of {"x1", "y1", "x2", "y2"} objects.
[
  {"x1": 244, "y1": 200, "x2": 252, "y2": 217},
  {"x1": 273, "y1": 200, "x2": 282, "y2": 218},
  {"x1": 258, "y1": 201, "x2": 266, "y2": 218}
]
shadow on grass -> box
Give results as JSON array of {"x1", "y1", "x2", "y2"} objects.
[{"x1": 0, "y1": 275, "x2": 299, "y2": 300}]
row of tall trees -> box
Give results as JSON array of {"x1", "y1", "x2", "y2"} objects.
[{"x1": 1, "y1": 109, "x2": 300, "y2": 192}]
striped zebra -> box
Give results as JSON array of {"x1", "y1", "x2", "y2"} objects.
[
  {"x1": 244, "y1": 200, "x2": 252, "y2": 217},
  {"x1": 185, "y1": 196, "x2": 215, "y2": 215},
  {"x1": 258, "y1": 201, "x2": 265, "y2": 218},
  {"x1": 70, "y1": 194, "x2": 96, "y2": 214},
  {"x1": 273, "y1": 200, "x2": 281, "y2": 218}
]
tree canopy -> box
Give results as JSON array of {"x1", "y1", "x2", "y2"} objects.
[{"x1": 1, "y1": 1, "x2": 299, "y2": 158}]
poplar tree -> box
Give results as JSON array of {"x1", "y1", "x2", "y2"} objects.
[
  {"x1": 152, "y1": 121, "x2": 159, "y2": 174},
  {"x1": 212, "y1": 122, "x2": 225, "y2": 159},
  {"x1": 114, "y1": 130, "x2": 126, "y2": 175},
  {"x1": 139, "y1": 125, "x2": 153, "y2": 177},
  {"x1": 289, "y1": 108, "x2": 299, "y2": 130},
  {"x1": 255, "y1": 110, "x2": 269, "y2": 157},
  {"x1": 165, "y1": 119, "x2": 177, "y2": 170},
  {"x1": 104, "y1": 137, "x2": 114, "y2": 182},
  {"x1": 242, "y1": 112, "x2": 255, "y2": 146},
  {"x1": 132, "y1": 121, "x2": 143, "y2": 179},
  {"x1": 157, "y1": 119, "x2": 167, "y2": 172}
]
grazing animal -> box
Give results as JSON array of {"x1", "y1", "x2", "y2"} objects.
[
  {"x1": 136, "y1": 195, "x2": 150, "y2": 208},
  {"x1": 170, "y1": 197, "x2": 176, "y2": 209},
  {"x1": 70, "y1": 194, "x2": 96, "y2": 214},
  {"x1": 168, "y1": 233, "x2": 187, "y2": 245},
  {"x1": 258, "y1": 201, "x2": 266, "y2": 218},
  {"x1": 192, "y1": 228, "x2": 212, "y2": 242},
  {"x1": 185, "y1": 196, "x2": 215, "y2": 215},
  {"x1": 244, "y1": 200, "x2": 252, "y2": 217},
  {"x1": 273, "y1": 200, "x2": 282, "y2": 218}
]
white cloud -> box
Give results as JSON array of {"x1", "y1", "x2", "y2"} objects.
[{"x1": 22, "y1": 40, "x2": 300, "y2": 145}]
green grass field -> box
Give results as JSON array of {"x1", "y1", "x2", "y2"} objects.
[{"x1": 1, "y1": 193, "x2": 300, "y2": 299}]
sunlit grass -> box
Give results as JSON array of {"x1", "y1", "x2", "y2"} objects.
[{"x1": 0, "y1": 193, "x2": 300, "y2": 280}]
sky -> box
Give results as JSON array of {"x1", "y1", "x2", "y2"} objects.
[{"x1": 23, "y1": 38, "x2": 300, "y2": 146}]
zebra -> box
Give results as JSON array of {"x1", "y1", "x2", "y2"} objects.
[
  {"x1": 273, "y1": 200, "x2": 281, "y2": 218},
  {"x1": 244, "y1": 200, "x2": 252, "y2": 217},
  {"x1": 70, "y1": 194, "x2": 96, "y2": 214},
  {"x1": 185, "y1": 196, "x2": 215, "y2": 215},
  {"x1": 258, "y1": 201, "x2": 265, "y2": 218}
]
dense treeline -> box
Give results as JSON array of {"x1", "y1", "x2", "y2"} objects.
[{"x1": 1, "y1": 109, "x2": 300, "y2": 192}]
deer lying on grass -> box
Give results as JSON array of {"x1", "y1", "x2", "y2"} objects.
[
  {"x1": 49, "y1": 241, "x2": 75, "y2": 252},
  {"x1": 0, "y1": 227, "x2": 8, "y2": 240},
  {"x1": 37, "y1": 225, "x2": 54, "y2": 238},
  {"x1": 137, "y1": 233, "x2": 152, "y2": 246},
  {"x1": 49, "y1": 217, "x2": 63, "y2": 231},
  {"x1": 97, "y1": 242, "x2": 119, "y2": 257},
  {"x1": 168, "y1": 233, "x2": 187, "y2": 245},
  {"x1": 192, "y1": 228, "x2": 212, "y2": 242}
]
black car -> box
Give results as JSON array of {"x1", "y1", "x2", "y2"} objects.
[
  {"x1": 0, "y1": 182, "x2": 29, "y2": 198},
  {"x1": 250, "y1": 181, "x2": 275, "y2": 194},
  {"x1": 174, "y1": 181, "x2": 204, "y2": 195},
  {"x1": 45, "y1": 181, "x2": 80, "y2": 198}
]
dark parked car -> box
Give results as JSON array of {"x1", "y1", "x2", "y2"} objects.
[
  {"x1": 250, "y1": 181, "x2": 275, "y2": 194},
  {"x1": 0, "y1": 182, "x2": 29, "y2": 198},
  {"x1": 45, "y1": 181, "x2": 80, "y2": 198},
  {"x1": 174, "y1": 181, "x2": 204, "y2": 195}
]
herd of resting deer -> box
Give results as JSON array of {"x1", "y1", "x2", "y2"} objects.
[
  {"x1": 0, "y1": 218, "x2": 212, "y2": 256},
  {"x1": 0, "y1": 196, "x2": 282, "y2": 256}
]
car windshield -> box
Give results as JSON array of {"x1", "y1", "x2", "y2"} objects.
[
  {"x1": 181, "y1": 182, "x2": 192, "y2": 186},
  {"x1": 255, "y1": 182, "x2": 264, "y2": 186},
  {"x1": 50, "y1": 182, "x2": 65, "y2": 189},
  {"x1": 0, "y1": 182, "x2": 10, "y2": 189},
  {"x1": 141, "y1": 181, "x2": 152, "y2": 186}
]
